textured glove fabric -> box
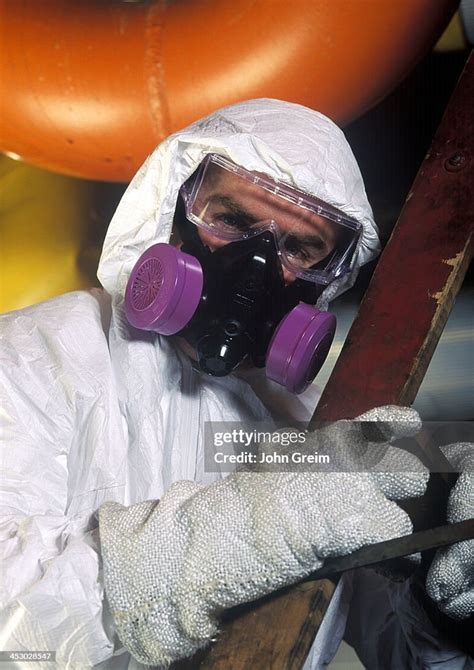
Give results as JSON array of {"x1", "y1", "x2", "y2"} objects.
[
  {"x1": 426, "y1": 443, "x2": 474, "y2": 620},
  {"x1": 98, "y1": 406, "x2": 428, "y2": 666}
]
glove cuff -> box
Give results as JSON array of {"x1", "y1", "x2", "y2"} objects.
[{"x1": 98, "y1": 484, "x2": 209, "y2": 666}]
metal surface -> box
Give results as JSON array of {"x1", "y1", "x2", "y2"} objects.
[
  {"x1": 301, "y1": 519, "x2": 474, "y2": 582},
  {"x1": 0, "y1": 0, "x2": 458, "y2": 181}
]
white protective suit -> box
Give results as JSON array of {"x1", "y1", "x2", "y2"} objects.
[
  {"x1": 1, "y1": 99, "x2": 470, "y2": 669},
  {"x1": 0, "y1": 99, "x2": 379, "y2": 668}
]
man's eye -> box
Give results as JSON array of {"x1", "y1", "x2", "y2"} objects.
[
  {"x1": 284, "y1": 238, "x2": 310, "y2": 260},
  {"x1": 283, "y1": 235, "x2": 328, "y2": 266},
  {"x1": 214, "y1": 214, "x2": 249, "y2": 230}
]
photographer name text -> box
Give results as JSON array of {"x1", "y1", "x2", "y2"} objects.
[{"x1": 213, "y1": 451, "x2": 330, "y2": 464}]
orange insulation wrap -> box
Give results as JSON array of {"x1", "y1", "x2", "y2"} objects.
[{"x1": 0, "y1": 0, "x2": 458, "y2": 181}]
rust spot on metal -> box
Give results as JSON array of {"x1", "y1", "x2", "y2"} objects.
[
  {"x1": 429, "y1": 251, "x2": 466, "y2": 303},
  {"x1": 442, "y1": 251, "x2": 464, "y2": 267}
]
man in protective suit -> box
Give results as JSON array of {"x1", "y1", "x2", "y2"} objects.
[{"x1": 0, "y1": 99, "x2": 472, "y2": 669}]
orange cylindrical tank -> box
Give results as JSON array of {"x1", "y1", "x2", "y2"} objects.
[{"x1": 0, "y1": 0, "x2": 458, "y2": 181}]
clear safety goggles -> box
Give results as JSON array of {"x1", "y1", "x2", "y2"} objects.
[{"x1": 179, "y1": 154, "x2": 362, "y2": 285}]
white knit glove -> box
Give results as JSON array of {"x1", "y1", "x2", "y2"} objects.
[
  {"x1": 426, "y1": 443, "x2": 474, "y2": 620},
  {"x1": 98, "y1": 406, "x2": 428, "y2": 667}
]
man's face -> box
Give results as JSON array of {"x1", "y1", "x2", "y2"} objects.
[
  {"x1": 170, "y1": 164, "x2": 342, "y2": 367},
  {"x1": 187, "y1": 164, "x2": 341, "y2": 284}
]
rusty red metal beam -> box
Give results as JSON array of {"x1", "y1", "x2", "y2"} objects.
[{"x1": 314, "y1": 54, "x2": 473, "y2": 423}]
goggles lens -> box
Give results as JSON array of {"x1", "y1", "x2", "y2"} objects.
[{"x1": 180, "y1": 154, "x2": 362, "y2": 284}]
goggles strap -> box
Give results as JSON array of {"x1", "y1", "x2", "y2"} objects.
[{"x1": 173, "y1": 195, "x2": 204, "y2": 250}]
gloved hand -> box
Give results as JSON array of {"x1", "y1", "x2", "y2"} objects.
[
  {"x1": 97, "y1": 405, "x2": 428, "y2": 667},
  {"x1": 426, "y1": 443, "x2": 474, "y2": 620}
]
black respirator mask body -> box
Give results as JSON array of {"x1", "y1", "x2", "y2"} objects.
[{"x1": 125, "y1": 202, "x2": 336, "y2": 394}]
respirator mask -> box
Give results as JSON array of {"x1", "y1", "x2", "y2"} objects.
[{"x1": 124, "y1": 154, "x2": 361, "y2": 393}]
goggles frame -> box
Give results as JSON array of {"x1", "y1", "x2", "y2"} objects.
[{"x1": 179, "y1": 153, "x2": 362, "y2": 285}]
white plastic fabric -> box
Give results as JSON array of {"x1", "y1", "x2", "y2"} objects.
[
  {"x1": 0, "y1": 98, "x2": 394, "y2": 669},
  {"x1": 0, "y1": 290, "x2": 280, "y2": 669}
]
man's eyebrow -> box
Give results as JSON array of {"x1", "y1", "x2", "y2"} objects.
[
  {"x1": 284, "y1": 232, "x2": 326, "y2": 249},
  {"x1": 207, "y1": 195, "x2": 258, "y2": 222}
]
